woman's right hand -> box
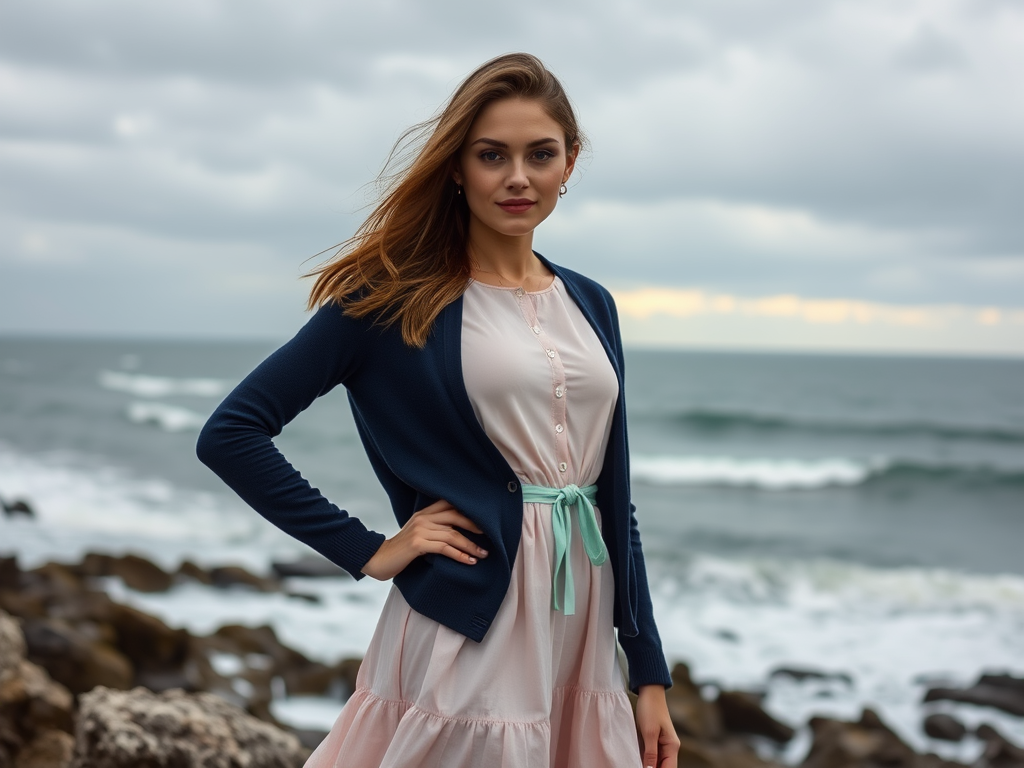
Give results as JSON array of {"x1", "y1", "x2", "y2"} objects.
[{"x1": 360, "y1": 499, "x2": 489, "y2": 581}]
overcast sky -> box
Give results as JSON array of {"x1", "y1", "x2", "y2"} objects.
[{"x1": 2, "y1": 0, "x2": 1022, "y2": 354}]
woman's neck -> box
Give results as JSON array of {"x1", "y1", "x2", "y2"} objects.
[{"x1": 466, "y1": 228, "x2": 552, "y2": 290}]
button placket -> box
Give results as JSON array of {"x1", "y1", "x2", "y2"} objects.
[{"x1": 511, "y1": 287, "x2": 573, "y2": 481}]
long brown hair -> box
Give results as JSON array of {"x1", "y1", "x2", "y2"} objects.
[{"x1": 306, "y1": 53, "x2": 586, "y2": 348}]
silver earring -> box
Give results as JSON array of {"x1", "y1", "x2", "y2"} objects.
[
  {"x1": 456, "y1": 184, "x2": 463, "y2": 196},
  {"x1": 559, "y1": 183, "x2": 568, "y2": 197}
]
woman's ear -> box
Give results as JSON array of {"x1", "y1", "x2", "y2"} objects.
[{"x1": 563, "y1": 142, "x2": 580, "y2": 184}]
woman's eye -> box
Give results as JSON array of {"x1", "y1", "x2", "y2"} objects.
[
  {"x1": 480, "y1": 150, "x2": 502, "y2": 162},
  {"x1": 533, "y1": 150, "x2": 555, "y2": 161}
]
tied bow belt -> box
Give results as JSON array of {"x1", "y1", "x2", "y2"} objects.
[{"x1": 520, "y1": 483, "x2": 608, "y2": 615}]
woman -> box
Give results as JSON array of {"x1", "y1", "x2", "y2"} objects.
[{"x1": 197, "y1": 53, "x2": 679, "y2": 768}]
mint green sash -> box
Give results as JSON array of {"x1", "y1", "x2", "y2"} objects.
[{"x1": 520, "y1": 483, "x2": 608, "y2": 615}]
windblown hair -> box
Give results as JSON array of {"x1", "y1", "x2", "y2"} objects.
[{"x1": 306, "y1": 52, "x2": 586, "y2": 348}]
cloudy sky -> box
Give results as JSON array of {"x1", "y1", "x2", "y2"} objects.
[{"x1": 2, "y1": 0, "x2": 1022, "y2": 355}]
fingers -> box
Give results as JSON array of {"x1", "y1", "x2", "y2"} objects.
[{"x1": 414, "y1": 501, "x2": 484, "y2": 534}]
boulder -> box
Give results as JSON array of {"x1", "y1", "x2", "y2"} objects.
[
  {"x1": 176, "y1": 560, "x2": 214, "y2": 585},
  {"x1": 71, "y1": 686, "x2": 307, "y2": 768},
  {"x1": 924, "y1": 677, "x2": 1024, "y2": 717},
  {"x1": 664, "y1": 662, "x2": 722, "y2": 742},
  {"x1": 717, "y1": 689, "x2": 794, "y2": 742},
  {"x1": 271, "y1": 556, "x2": 347, "y2": 579},
  {"x1": 13, "y1": 729, "x2": 74, "y2": 768},
  {"x1": 0, "y1": 611, "x2": 76, "y2": 767},
  {"x1": 769, "y1": 666, "x2": 853, "y2": 686},
  {"x1": 209, "y1": 566, "x2": 277, "y2": 592},
  {"x1": 21, "y1": 618, "x2": 133, "y2": 694},
  {"x1": 78, "y1": 552, "x2": 173, "y2": 593},
  {"x1": 923, "y1": 713, "x2": 967, "y2": 742},
  {"x1": 976, "y1": 724, "x2": 1024, "y2": 768},
  {"x1": 801, "y1": 709, "x2": 920, "y2": 768}
]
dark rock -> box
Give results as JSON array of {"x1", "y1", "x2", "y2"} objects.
[
  {"x1": 0, "y1": 611, "x2": 76, "y2": 767},
  {"x1": 211, "y1": 625, "x2": 310, "y2": 671},
  {"x1": 770, "y1": 666, "x2": 853, "y2": 686},
  {"x1": 923, "y1": 713, "x2": 967, "y2": 742},
  {"x1": 13, "y1": 729, "x2": 74, "y2": 768},
  {"x1": 924, "y1": 682, "x2": 1024, "y2": 717},
  {"x1": 0, "y1": 558, "x2": 20, "y2": 590},
  {"x1": 209, "y1": 566, "x2": 278, "y2": 592},
  {"x1": 976, "y1": 724, "x2": 1024, "y2": 768},
  {"x1": 676, "y1": 734, "x2": 783, "y2": 768},
  {"x1": 175, "y1": 560, "x2": 214, "y2": 585},
  {"x1": 665, "y1": 662, "x2": 721, "y2": 742},
  {"x1": 801, "y1": 709, "x2": 920, "y2": 768},
  {"x1": 107, "y1": 602, "x2": 190, "y2": 673},
  {"x1": 271, "y1": 556, "x2": 347, "y2": 579},
  {"x1": 289, "y1": 728, "x2": 329, "y2": 752},
  {"x1": 334, "y1": 658, "x2": 362, "y2": 700},
  {"x1": 978, "y1": 674, "x2": 1024, "y2": 697},
  {"x1": 21, "y1": 618, "x2": 133, "y2": 694},
  {"x1": 71, "y1": 686, "x2": 307, "y2": 768},
  {"x1": 717, "y1": 689, "x2": 794, "y2": 742},
  {"x1": 0, "y1": 498, "x2": 34, "y2": 518}
]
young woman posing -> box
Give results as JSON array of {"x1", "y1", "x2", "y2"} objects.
[{"x1": 197, "y1": 52, "x2": 679, "y2": 768}]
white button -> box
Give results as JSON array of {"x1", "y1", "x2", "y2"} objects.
[
  {"x1": 532, "y1": 325, "x2": 541, "y2": 334},
  {"x1": 555, "y1": 388, "x2": 563, "y2": 398},
  {"x1": 555, "y1": 424, "x2": 563, "y2": 433},
  {"x1": 546, "y1": 349, "x2": 555, "y2": 358},
  {"x1": 514, "y1": 287, "x2": 524, "y2": 297},
  {"x1": 559, "y1": 462, "x2": 567, "y2": 472}
]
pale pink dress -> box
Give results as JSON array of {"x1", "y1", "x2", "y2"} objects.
[{"x1": 305, "y1": 276, "x2": 642, "y2": 767}]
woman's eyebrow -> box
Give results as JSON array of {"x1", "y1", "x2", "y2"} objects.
[{"x1": 470, "y1": 137, "x2": 561, "y2": 149}]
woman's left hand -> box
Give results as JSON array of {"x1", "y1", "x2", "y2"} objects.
[{"x1": 635, "y1": 684, "x2": 680, "y2": 768}]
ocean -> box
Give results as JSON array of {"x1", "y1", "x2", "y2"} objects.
[{"x1": 2, "y1": 336, "x2": 1022, "y2": 761}]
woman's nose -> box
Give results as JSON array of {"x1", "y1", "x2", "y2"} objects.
[{"x1": 505, "y1": 159, "x2": 529, "y2": 188}]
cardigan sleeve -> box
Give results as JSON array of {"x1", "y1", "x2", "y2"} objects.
[
  {"x1": 605, "y1": 291, "x2": 674, "y2": 692},
  {"x1": 195, "y1": 302, "x2": 386, "y2": 578}
]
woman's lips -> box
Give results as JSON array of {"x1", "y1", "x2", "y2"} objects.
[{"x1": 497, "y1": 199, "x2": 536, "y2": 214}]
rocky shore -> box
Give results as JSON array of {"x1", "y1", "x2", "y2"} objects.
[{"x1": 1, "y1": 552, "x2": 1022, "y2": 768}]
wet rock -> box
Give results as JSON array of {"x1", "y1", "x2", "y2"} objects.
[
  {"x1": 334, "y1": 658, "x2": 362, "y2": 699},
  {"x1": 677, "y1": 734, "x2": 783, "y2": 768},
  {"x1": 924, "y1": 675, "x2": 1024, "y2": 717},
  {"x1": 770, "y1": 666, "x2": 853, "y2": 686},
  {"x1": 976, "y1": 724, "x2": 1024, "y2": 768},
  {"x1": 0, "y1": 498, "x2": 34, "y2": 518},
  {"x1": 21, "y1": 618, "x2": 133, "y2": 694},
  {"x1": 175, "y1": 560, "x2": 214, "y2": 585},
  {"x1": 801, "y1": 709, "x2": 925, "y2": 768},
  {"x1": 209, "y1": 565, "x2": 278, "y2": 592},
  {"x1": 923, "y1": 713, "x2": 967, "y2": 742},
  {"x1": 665, "y1": 662, "x2": 722, "y2": 742},
  {"x1": 78, "y1": 552, "x2": 174, "y2": 593},
  {"x1": 0, "y1": 611, "x2": 75, "y2": 767},
  {"x1": 107, "y1": 602, "x2": 190, "y2": 674},
  {"x1": 717, "y1": 689, "x2": 794, "y2": 742},
  {"x1": 290, "y1": 728, "x2": 329, "y2": 752},
  {"x1": 14, "y1": 729, "x2": 74, "y2": 768},
  {"x1": 0, "y1": 558, "x2": 19, "y2": 590},
  {"x1": 71, "y1": 686, "x2": 306, "y2": 768},
  {"x1": 271, "y1": 556, "x2": 347, "y2": 579}
]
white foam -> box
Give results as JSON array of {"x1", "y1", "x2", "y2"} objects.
[
  {"x1": 126, "y1": 401, "x2": 208, "y2": 432},
  {"x1": 99, "y1": 370, "x2": 230, "y2": 398},
  {"x1": 631, "y1": 454, "x2": 884, "y2": 489},
  {"x1": 649, "y1": 555, "x2": 1024, "y2": 759},
  {"x1": 0, "y1": 442, "x2": 303, "y2": 569}
]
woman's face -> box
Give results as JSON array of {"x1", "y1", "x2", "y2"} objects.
[{"x1": 453, "y1": 97, "x2": 577, "y2": 242}]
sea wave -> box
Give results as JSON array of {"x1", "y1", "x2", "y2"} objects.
[
  {"x1": 640, "y1": 407, "x2": 1024, "y2": 444},
  {"x1": 99, "y1": 370, "x2": 231, "y2": 399},
  {"x1": 630, "y1": 454, "x2": 1024, "y2": 490},
  {"x1": 126, "y1": 402, "x2": 208, "y2": 432}
]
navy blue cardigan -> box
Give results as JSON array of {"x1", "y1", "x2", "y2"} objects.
[{"x1": 196, "y1": 254, "x2": 672, "y2": 692}]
